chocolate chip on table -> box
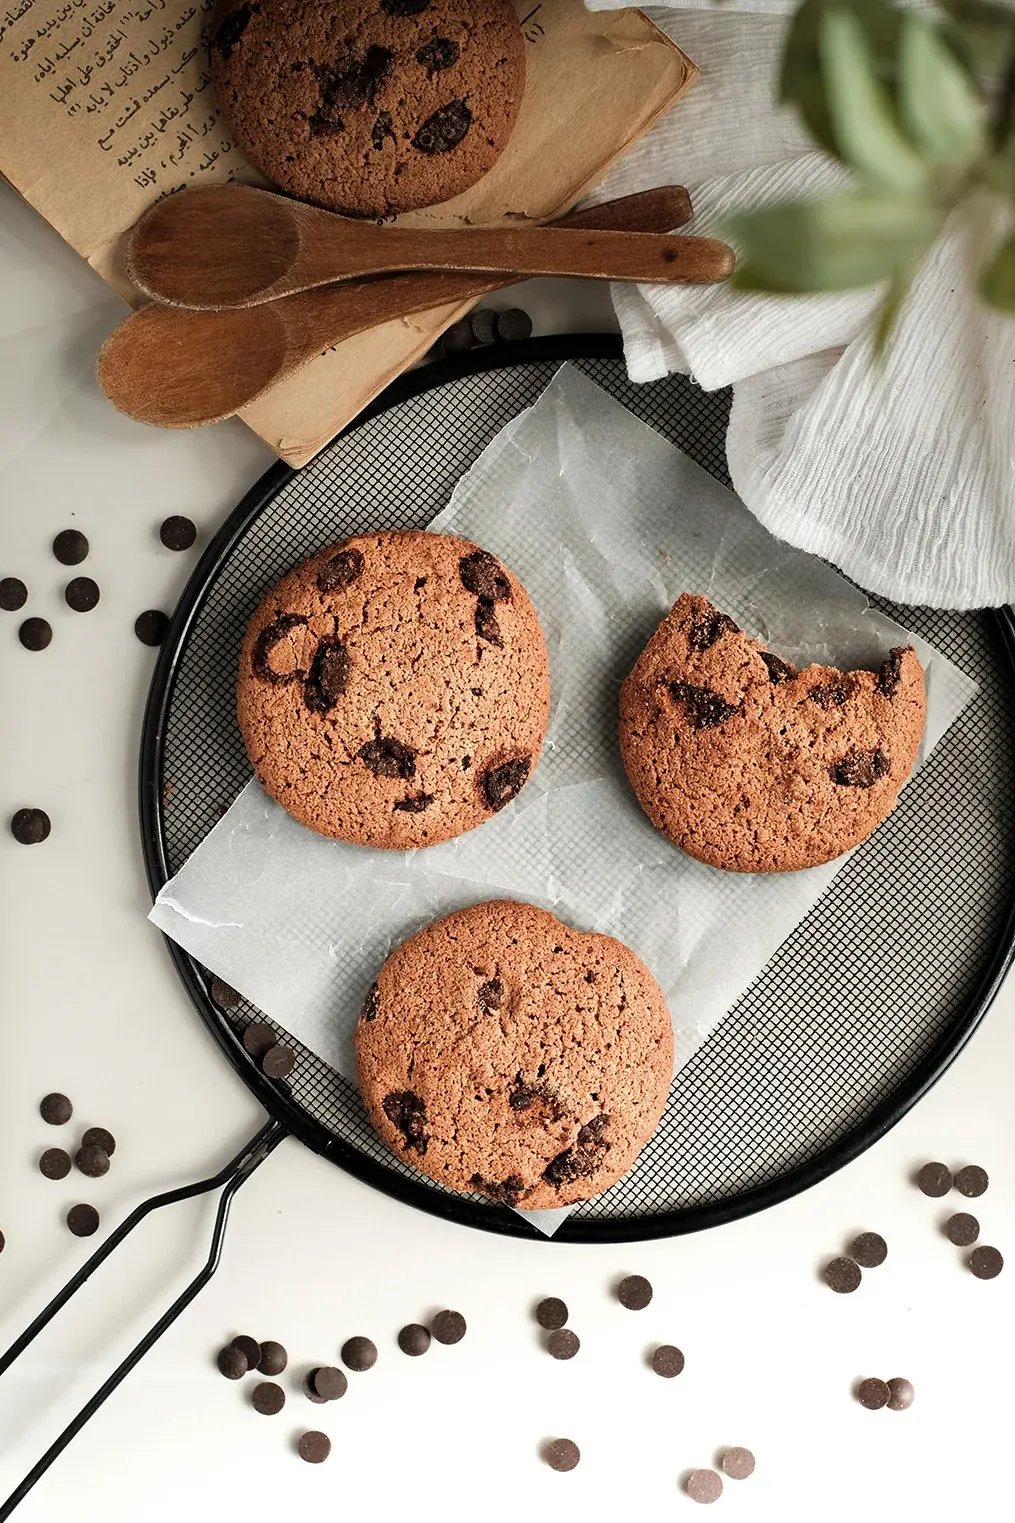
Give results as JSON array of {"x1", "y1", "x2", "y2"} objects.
[
  {"x1": 41, "y1": 1092, "x2": 73, "y2": 1125},
  {"x1": 53, "y1": 529, "x2": 89, "y2": 565},
  {"x1": 535, "y1": 1297, "x2": 568, "y2": 1331},
  {"x1": 210, "y1": 976, "x2": 241, "y2": 1010},
  {"x1": 823, "y1": 1257, "x2": 862, "y2": 1294},
  {"x1": 297, "y1": 1431, "x2": 331, "y2": 1464},
  {"x1": 65, "y1": 577, "x2": 100, "y2": 613},
  {"x1": 857, "y1": 1377, "x2": 891, "y2": 1410},
  {"x1": 496, "y1": 308, "x2": 533, "y2": 344},
  {"x1": 11, "y1": 808, "x2": 51, "y2": 845},
  {"x1": 159, "y1": 515, "x2": 197, "y2": 551},
  {"x1": 135, "y1": 609, "x2": 169, "y2": 647},
  {"x1": 616, "y1": 1274, "x2": 653, "y2": 1310},
  {"x1": 304, "y1": 1373, "x2": 328, "y2": 1404},
  {"x1": 341, "y1": 1336, "x2": 377, "y2": 1371},
  {"x1": 543, "y1": 1438, "x2": 580, "y2": 1473},
  {"x1": 0, "y1": 576, "x2": 28, "y2": 611},
  {"x1": 546, "y1": 1328, "x2": 580, "y2": 1361},
  {"x1": 431, "y1": 1310, "x2": 466, "y2": 1346},
  {"x1": 0, "y1": 1229, "x2": 5, "y2": 1253},
  {"x1": 82, "y1": 1127, "x2": 116, "y2": 1157},
  {"x1": 685, "y1": 1469, "x2": 723, "y2": 1504},
  {"x1": 251, "y1": 1381, "x2": 286, "y2": 1415},
  {"x1": 469, "y1": 308, "x2": 497, "y2": 346},
  {"x1": 242, "y1": 1022, "x2": 276, "y2": 1059},
  {"x1": 66, "y1": 1203, "x2": 100, "y2": 1237},
  {"x1": 944, "y1": 1212, "x2": 980, "y2": 1246},
  {"x1": 75, "y1": 1143, "x2": 110, "y2": 1178},
  {"x1": 19, "y1": 617, "x2": 52, "y2": 651},
  {"x1": 969, "y1": 1245, "x2": 1004, "y2": 1280},
  {"x1": 850, "y1": 1232, "x2": 888, "y2": 1269},
  {"x1": 217, "y1": 1344, "x2": 248, "y2": 1380},
  {"x1": 39, "y1": 1147, "x2": 72, "y2": 1180},
  {"x1": 721, "y1": 1447, "x2": 756, "y2": 1480},
  {"x1": 311, "y1": 1365, "x2": 347, "y2": 1399},
  {"x1": 262, "y1": 1043, "x2": 295, "y2": 1079},
  {"x1": 397, "y1": 1323, "x2": 431, "y2": 1356},
  {"x1": 917, "y1": 1161, "x2": 953, "y2": 1197},
  {"x1": 650, "y1": 1344, "x2": 684, "y2": 1378},
  {"x1": 231, "y1": 1334, "x2": 261, "y2": 1369},
  {"x1": 256, "y1": 1340, "x2": 287, "y2": 1376},
  {"x1": 886, "y1": 1377, "x2": 915, "y2": 1411},
  {"x1": 954, "y1": 1165, "x2": 989, "y2": 1198},
  {"x1": 440, "y1": 318, "x2": 474, "y2": 355}
]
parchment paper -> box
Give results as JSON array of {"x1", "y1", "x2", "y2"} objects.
[
  {"x1": 0, "y1": 0, "x2": 696, "y2": 465},
  {"x1": 149, "y1": 367, "x2": 977, "y2": 1235}
]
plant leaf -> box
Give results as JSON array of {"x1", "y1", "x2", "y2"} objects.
[
  {"x1": 897, "y1": 16, "x2": 986, "y2": 168},
  {"x1": 871, "y1": 268, "x2": 915, "y2": 357},
  {"x1": 724, "y1": 191, "x2": 941, "y2": 292},
  {"x1": 780, "y1": 0, "x2": 902, "y2": 159},
  {"x1": 979, "y1": 231, "x2": 1015, "y2": 310},
  {"x1": 820, "y1": 7, "x2": 929, "y2": 192}
]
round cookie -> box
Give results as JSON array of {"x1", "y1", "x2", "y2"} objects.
[
  {"x1": 210, "y1": 0, "x2": 526, "y2": 217},
  {"x1": 355, "y1": 899, "x2": 674, "y2": 1210},
  {"x1": 236, "y1": 530, "x2": 549, "y2": 849},
  {"x1": 619, "y1": 593, "x2": 927, "y2": 874}
]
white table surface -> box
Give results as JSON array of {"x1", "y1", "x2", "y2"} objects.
[{"x1": 1, "y1": 178, "x2": 1013, "y2": 1523}]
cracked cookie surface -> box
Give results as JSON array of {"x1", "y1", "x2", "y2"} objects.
[
  {"x1": 236, "y1": 530, "x2": 549, "y2": 848},
  {"x1": 354, "y1": 899, "x2": 674, "y2": 1209}
]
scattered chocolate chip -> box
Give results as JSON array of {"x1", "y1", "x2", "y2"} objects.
[
  {"x1": 496, "y1": 308, "x2": 533, "y2": 343},
  {"x1": 217, "y1": 1344, "x2": 248, "y2": 1379},
  {"x1": 416, "y1": 35, "x2": 458, "y2": 73},
  {"x1": 251, "y1": 1381, "x2": 286, "y2": 1415},
  {"x1": 358, "y1": 736, "x2": 416, "y2": 779},
  {"x1": 81, "y1": 1127, "x2": 116, "y2": 1156},
  {"x1": 262, "y1": 1043, "x2": 295, "y2": 1079},
  {"x1": 721, "y1": 1447, "x2": 755, "y2": 1479},
  {"x1": 886, "y1": 1377, "x2": 915, "y2": 1411},
  {"x1": 689, "y1": 610, "x2": 739, "y2": 651},
  {"x1": 850, "y1": 1232, "x2": 887, "y2": 1268},
  {"x1": 66, "y1": 1203, "x2": 99, "y2": 1237},
  {"x1": 830, "y1": 748, "x2": 890, "y2": 788},
  {"x1": 481, "y1": 757, "x2": 530, "y2": 811},
  {"x1": 917, "y1": 1161, "x2": 953, "y2": 1197},
  {"x1": 297, "y1": 1431, "x2": 331, "y2": 1464},
  {"x1": 53, "y1": 529, "x2": 89, "y2": 565},
  {"x1": 477, "y1": 978, "x2": 503, "y2": 1014},
  {"x1": 393, "y1": 792, "x2": 434, "y2": 813},
  {"x1": 40, "y1": 1092, "x2": 73, "y2": 1125},
  {"x1": 243, "y1": 1023, "x2": 276, "y2": 1058},
  {"x1": 413, "y1": 99, "x2": 471, "y2": 154},
  {"x1": 382, "y1": 1090, "x2": 428, "y2": 1154},
  {"x1": 11, "y1": 808, "x2": 51, "y2": 845},
  {"x1": 669, "y1": 681, "x2": 737, "y2": 729},
  {"x1": 617, "y1": 1274, "x2": 653, "y2": 1311},
  {"x1": 544, "y1": 1438, "x2": 580, "y2": 1472},
  {"x1": 214, "y1": 1, "x2": 257, "y2": 60},
  {"x1": 0, "y1": 576, "x2": 27, "y2": 611},
  {"x1": 877, "y1": 647, "x2": 907, "y2": 698},
  {"x1": 0, "y1": 1229, "x2": 4, "y2": 1253},
  {"x1": 471, "y1": 1173, "x2": 526, "y2": 1206},
  {"x1": 210, "y1": 977, "x2": 241, "y2": 1010},
  {"x1": 546, "y1": 1328, "x2": 580, "y2": 1360},
  {"x1": 535, "y1": 1297, "x2": 568, "y2": 1330},
  {"x1": 809, "y1": 679, "x2": 853, "y2": 708},
  {"x1": 341, "y1": 1335, "x2": 377, "y2": 1371},
  {"x1": 159, "y1": 515, "x2": 197, "y2": 551},
  {"x1": 469, "y1": 308, "x2": 498, "y2": 346},
  {"x1": 39, "y1": 1147, "x2": 72, "y2": 1180},
  {"x1": 303, "y1": 1376, "x2": 327, "y2": 1405},
  {"x1": 431, "y1": 1310, "x2": 466, "y2": 1345},
  {"x1": 650, "y1": 1344, "x2": 684, "y2": 1378},
  {"x1": 398, "y1": 1323, "x2": 431, "y2": 1356},
  {"x1": 475, "y1": 598, "x2": 502, "y2": 645},
  {"x1": 19, "y1": 617, "x2": 52, "y2": 651},
  {"x1": 231, "y1": 1335, "x2": 261, "y2": 1369},
  {"x1": 75, "y1": 1144, "x2": 110, "y2": 1178},
  {"x1": 252, "y1": 613, "x2": 307, "y2": 682},
  {"x1": 311, "y1": 1365, "x2": 347, "y2": 1398},
  {"x1": 944, "y1": 1212, "x2": 980, "y2": 1246},
  {"x1": 258, "y1": 1340, "x2": 288, "y2": 1376},
  {"x1": 823, "y1": 1256, "x2": 862, "y2": 1294},
  {"x1": 440, "y1": 318, "x2": 474, "y2": 354},
  {"x1": 64, "y1": 576, "x2": 100, "y2": 613},
  {"x1": 316, "y1": 547, "x2": 363, "y2": 593},
  {"x1": 459, "y1": 550, "x2": 510, "y2": 602},
  {"x1": 760, "y1": 650, "x2": 797, "y2": 683},
  {"x1": 686, "y1": 1469, "x2": 723, "y2": 1504},
  {"x1": 135, "y1": 610, "x2": 169, "y2": 647},
  {"x1": 954, "y1": 1165, "x2": 989, "y2": 1198},
  {"x1": 857, "y1": 1377, "x2": 890, "y2": 1410},
  {"x1": 360, "y1": 984, "x2": 379, "y2": 1022},
  {"x1": 969, "y1": 1245, "x2": 1003, "y2": 1280}
]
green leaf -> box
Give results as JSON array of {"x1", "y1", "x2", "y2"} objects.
[
  {"x1": 780, "y1": 0, "x2": 902, "y2": 159},
  {"x1": 870, "y1": 268, "x2": 915, "y2": 357},
  {"x1": 979, "y1": 231, "x2": 1015, "y2": 310},
  {"x1": 723, "y1": 191, "x2": 941, "y2": 293},
  {"x1": 897, "y1": 16, "x2": 986, "y2": 168},
  {"x1": 820, "y1": 7, "x2": 929, "y2": 192}
]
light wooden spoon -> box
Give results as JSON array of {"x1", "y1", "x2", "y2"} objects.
[
  {"x1": 126, "y1": 182, "x2": 732, "y2": 309},
  {"x1": 99, "y1": 187, "x2": 694, "y2": 430}
]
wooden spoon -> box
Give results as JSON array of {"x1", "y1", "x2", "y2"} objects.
[
  {"x1": 126, "y1": 183, "x2": 732, "y2": 309},
  {"x1": 100, "y1": 187, "x2": 694, "y2": 430}
]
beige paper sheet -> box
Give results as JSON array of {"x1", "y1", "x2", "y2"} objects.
[{"x1": 0, "y1": 0, "x2": 695, "y2": 465}]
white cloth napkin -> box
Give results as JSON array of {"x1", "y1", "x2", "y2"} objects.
[{"x1": 585, "y1": 6, "x2": 1015, "y2": 609}]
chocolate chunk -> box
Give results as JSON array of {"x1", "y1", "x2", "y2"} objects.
[
  {"x1": 39, "y1": 1147, "x2": 72, "y2": 1180},
  {"x1": 303, "y1": 637, "x2": 349, "y2": 713},
  {"x1": 40, "y1": 1092, "x2": 73, "y2": 1125},
  {"x1": 459, "y1": 550, "x2": 510, "y2": 602},
  {"x1": 210, "y1": 977, "x2": 241, "y2": 1010},
  {"x1": 360, "y1": 983, "x2": 380, "y2": 1022},
  {"x1": 316, "y1": 547, "x2": 364, "y2": 593},
  {"x1": 66, "y1": 1203, "x2": 99, "y2": 1237},
  {"x1": 809, "y1": 679, "x2": 853, "y2": 708},
  {"x1": 546, "y1": 1328, "x2": 580, "y2": 1360},
  {"x1": 215, "y1": 2, "x2": 258, "y2": 60},
  {"x1": 413, "y1": 99, "x2": 471, "y2": 154},
  {"x1": 760, "y1": 651, "x2": 797, "y2": 683},
  {"x1": 159, "y1": 515, "x2": 197, "y2": 551},
  {"x1": 11, "y1": 808, "x2": 51, "y2": 845},
  {"x1": 431, "y1": 1310, "x2": 466, "y2": 1345},
  {"x1": 944, "y1": 1212, "x2": 980, "y2": 1246},
  {"x1": 471, "y1": 1173, "x2": 526, "y2": 1206},
  {"x1": 544, "y1": 1115, "x2": 609, "y2": 1188},
  {"x1": 954, "y1": 1164, "x2": 989, "y2": 1198},
  {"x1": 495, "y1": 308, "x2": 532, "y2": 343},
  {"x1": 243, "y1": 1023, "x2": 277, "y2": 1058},
  {"x1": 850, "y1": 1231, "x2": 887, "y2": 1268},
  {"x1": 65, "y1": 576, "x2": 100, "y2": 612},
  {"x1": 82, "y1": 1127, "x2": 116, "y2": 1156},
  {"x1": 19, "y1": 617, "x2": 52, "y2": 650},
  {"x1": 916, "y1": 1161, "x2": 953, "y2": 1197},
  {"x1": 341, "y1": 1335, "x2": 377, "y2": 1371},
  {"x1": 877, "y1": 647, "x2": 907, "y2": 698},
  {"x1": 251, "y1": 1381, "x2": 286, "y2": 1415},
  {"x1": 382, "y1": 1090, "x2": 428, "y2": 1155},
  {"x1": 297, "y1": 1431, "x2": 331, "y2": 1464},
  {"x1": 0, "y1": 577, "x2": 28, "y2": 611},
  {"x1": 689, "y1": 609, "x2": 739, "y2": 652},
  {"x1": 480, "y1": 757, "x2": 530, "y2": 811},
  {"x1": 311, "y1": 1365, "x2": 347, "y2": 1398},
  {"x1": 669, "y1": 681, "x2": 738, "y2": 729},
  {"x1": 359, "y1": 736, "x2": 416, "y2": 779},
  {"x1": 969, "y1": 1245, "x2": 1003, "y2": 1279},
  {"x1": 857, "y1": 1377, "x2": 890, "y2": 1410},
  {"x1": 134, "y1": 610, "x2": 169, "y2": 647},
  {"x1": 686, "y1": 1470, "x2": 723, "y2": 1504},
  {"x1": 397, "y1": 1323, "x2": 431, "y2": 1356},
  {"x1": 823, "y1": 1256, "x2": 862, "y2": 1294},
  {"x1": 231, "y1": 1335, "x2": 261, "y2": 1369},
  {"x1": 262, "y1": 1043, "x2": 295, "y2": 1079},
  {"x1": 75, "y1": 1144, "x2": 110, "y2": 1178},
  {"x1": 252, "y1": 614, "x2": 308, "y2": 683},
  {"x1": 469, "y1": 308, "x2": 498, "y2": 346},
  {"x1": 393, "y1": 792, "x2": 434, "y2": 813},
  {"x1": 830, "y1": 748, "x2": 891, "y2": 788},
  {"x1": 721, "y1": 1447, "x2": 755, "y2": 1479},
  {"x1": 53, "y1": 529, "x2": 88, "y2": 565},
  {"x1": 617, "y1": 1274, "x2": 653, "y2": 1310},
  {"x1": 417, "y1": 37, "x2": 458, "y2": 75},
  {"x1": 544, "y1": 1438, "x2": 580, "y2": 1472},
  {"x1": 475, "y1": 598, "x2": 502, "y2": 645},
  {"x1": 217, "y1": 1344, "x2": 248, "y2": 1379},
  {"x1": 382, "y1": 0, "x2": 429, "y2": 12},
  {"x1": 258, "y1": 1341, "x2": 288, "y2": 1376},
  {"x1": 650, "y1": 1344, "x2": 685, "y2": 1378},
  {"x1": 370, "y1": 111, "x2": 396, "y2": 150},
  {"x1": 315, "y1": 45, "x2": 393, "y2": 119},
  {"x1": 535, "y1": 1297, "x2": 568, "y2": 1330},
  {"x1": 477, "y1": 977, "x2": 503, "y2": 1014},
  {"x1": 886, "y1": 1377, "x2": 915, "y2": 1411}
]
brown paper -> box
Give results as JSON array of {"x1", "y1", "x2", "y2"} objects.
[{"x1": 0, "y1": 0, "x2": 695, "y2": 465}]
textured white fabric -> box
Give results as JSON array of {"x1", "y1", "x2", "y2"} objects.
[{"x1": 585, "y1": 8, "x2": 1015, "y2": 608}]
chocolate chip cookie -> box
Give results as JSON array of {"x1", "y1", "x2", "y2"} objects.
[
  {"x1": 210, "y1": 0, "x2": 526, "y2": 216},
  {"x1": 355, "y1": 899, "x2": 674, "y2": 1210},
  {"x1": 236, "y1": 531, "x2": 549, "y2": 848},
  {"x1": 618, "y1": 594, "x2": 927, "y2": 873}
]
